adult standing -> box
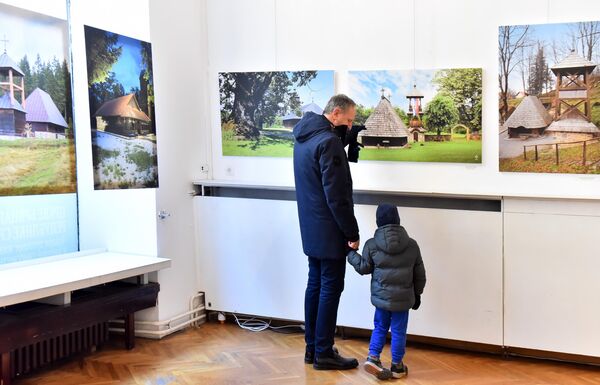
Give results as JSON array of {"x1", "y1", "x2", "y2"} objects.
[{"x1": 293, "y1": 94, "x2": 360, "y2": 370}]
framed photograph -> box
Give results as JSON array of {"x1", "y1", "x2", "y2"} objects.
[
  {"x1": 348, "y1": 68, "x2": 482, "y2": 163},
  {"x1": 84, "y1": 25, "x2": 158, "y2": 189},
  {"x1": 499, "y1": 21, "x2": 600, "y2": 174},
  {"x1": 219, "y1": 70, "x2": 334, "y2": 158},
  {"x1": 0, "y1": 3, "x2": 74, "y2": 196}
]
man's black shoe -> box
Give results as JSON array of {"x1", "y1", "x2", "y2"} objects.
[
  {"x1": 304, "y1": 350, "x2": 315, "y2": 364},
  {"x1": 313, "y1": 350, "x2": 358, "y2": 370},
  {"x1": 305, "y1": 346, "x2": 339, "y2": 364}
]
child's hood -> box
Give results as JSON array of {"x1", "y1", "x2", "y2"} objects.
[{"x1": 374, "y1": 224, "x2": 411, "y2": 254}]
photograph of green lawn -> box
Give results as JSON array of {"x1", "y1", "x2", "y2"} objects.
[
  {"x1": 348, "y1": 68, "x2": 482, "y2": 164},
  {"x1": 219, "y1": 71, "x2": 333, "y2": 157},
  {"x1": 0, "y1": 4, "x2": 75, "y2": 196}
]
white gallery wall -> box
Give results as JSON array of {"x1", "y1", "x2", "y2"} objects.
[
  {"x1": 195, "y1": 197, "x2": 504, "y2": 345},
  {"x1": 192, "y1": 0, "x2": 600, "y2": 357},
  {"x1": 71, "y1": 0, "x2": 209, "y2": 322},
  {"x1": 148, "y1": 0, "x2": 209, "y2": 321},
  {"x1": 205, "y1": 0, "x2": 600, "y2": 200},
  {"x1": 3, "y1": 0, "x2": 599, "y2": 356},
  {"x1": 69, "y1": 0, "x2": 157, "y2": 257},
  {"x1": 0, "y1": 0, "x2": 207, "y2": 324},
  {"x1": 69, "y1": 0, "x2": 162, "y2": 322}
]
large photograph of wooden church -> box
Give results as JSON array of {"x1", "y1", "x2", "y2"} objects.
[
  {"x1": 348, "y1": 69, "x2": 482, "y2": 163},
  {"x1": 219, "y1": 70, "x2": 334, "y2": 157},
  {"x1": 499, "y1": 21, "x2": 600, "y2": 174},
  {"x1": 84, "y1": 25, "x2": 158, "y2": 189},
  {"x1": 0, "y1": 4, "x2": 75, "y2": 196}
]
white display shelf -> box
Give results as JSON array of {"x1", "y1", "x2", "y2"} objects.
[{"x1": 0, "y1": 249, "x2": 171, "y2": 307}]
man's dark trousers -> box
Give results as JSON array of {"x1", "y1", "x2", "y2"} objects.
[{"x1": 304, "y1": 256, "x2": 346, "y2": 357}]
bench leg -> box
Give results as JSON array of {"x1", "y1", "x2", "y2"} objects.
[
  {"x1": 1, "y1": 351, "x2": 10, "y2": 385},
  {"x1": 124, "y1": 313, "x2": 135, "y2": 350}
]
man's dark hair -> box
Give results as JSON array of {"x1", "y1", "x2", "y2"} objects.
[{"x1": 323, "y1": 94, "x2": 356, "y2": 114}]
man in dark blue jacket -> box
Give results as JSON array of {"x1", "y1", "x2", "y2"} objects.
[{"x1": 293, "y1": 94, "x2": 360, "y2": 371}]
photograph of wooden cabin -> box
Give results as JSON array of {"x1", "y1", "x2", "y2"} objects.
[
  {"x1": 85, "y1": 25, "x2": 158, "y2": 189},
  {"x1": 348, "y1": 69, "x2": 482, "y2": 163},
  {"x1": 499, "y1": 21, "x2": 600, "y2": 174},
  {"x1": 0, "y1": 3, "x2": 75, "y2": 196},
  {"x1": 219, "y1": 71, "x2": 333, "y2": 157}
]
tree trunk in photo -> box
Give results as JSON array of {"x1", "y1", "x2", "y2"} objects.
[
  {"x1": 499, "y1": 25, "x2": 530, "y2": 123},
  {"x1": 231, "y1": 73, "x2": 274, "y2": 139},
  {"x1": 232, "y1": 98, "x2": 259, "y2": 139}
]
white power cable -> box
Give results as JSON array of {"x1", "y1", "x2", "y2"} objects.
[{"x1": 231, "y1": 313, "x2": 303, "y2": 333}]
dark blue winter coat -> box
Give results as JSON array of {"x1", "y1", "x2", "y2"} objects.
[{"x1": 293, "y1": 112, "x2": 359, "y2": 260}]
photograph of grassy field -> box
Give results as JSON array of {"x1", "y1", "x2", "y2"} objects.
[
  {"x1": 348, "y1": 68, "x2": 482, "y2": 163},
  {"x1": 0, "y1": 138, "x2": 75, "y2": 195},
  {"x1": 0, "y1": 3, "x2": 74, "y2": 196},
  {"x1": 219, "y1": 71, "x2": 333, "y2": 158}
]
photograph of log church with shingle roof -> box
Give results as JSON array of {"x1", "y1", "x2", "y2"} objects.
[
  {"x1": 499, "y1": 21, "x2": 600, "y2": 174},
  {"x1": 0, "y1": 3, "x2": 75, "y2": 196},
  {"x1": 85, "y1": 25, "x2": 158, "y2": 189},
  {"x1": 348, "y1": 69, "x2": 482, "y2": 163}
]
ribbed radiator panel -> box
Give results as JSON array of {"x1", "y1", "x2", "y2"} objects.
[{"x1": 10, "y1": 322, "x2": 109, "y2": 379}]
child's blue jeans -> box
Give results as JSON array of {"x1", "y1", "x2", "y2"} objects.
[{"x1": 368, "y1": 308, "x2": 409, "y2": 364}]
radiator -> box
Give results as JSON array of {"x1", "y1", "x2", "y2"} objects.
[{"x1": 10, "y1": 322, "x2": 109, "y2": 380}]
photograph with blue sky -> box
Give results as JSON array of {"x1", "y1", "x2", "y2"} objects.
[
  {"x1": 219, "y1": 70, "x2": 334, "y2": 157},
  {"x1": 347, "y1": 68, "x2": 482, "y2": 164},
  {"x1": 349, "y1": 70, "x2": 436, "y2": 112},
  {"x1": 499, "y1": 21, "x2": 600, "y2": 174},
  {"x1": 84, "y1": 25, "x2": 158, "y2": 190},
  {"x1": 0, "y1": 5, "x2": 68, "y2": 68},
  {"x1": 0, "y1": 3, "x2": 75, "y2": 196},
  {"x1": 0, "y1": 3, "x2": 78, "y2": 264}
]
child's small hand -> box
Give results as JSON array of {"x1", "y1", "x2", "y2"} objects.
[
  {"x1": 412, "y1": 294, "x2": 421, "y2": 310},
  {"x1": 348, "y1": 240, "x2": 360, "y2": 250}
]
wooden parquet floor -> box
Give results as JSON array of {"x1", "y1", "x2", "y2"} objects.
[{"x1": 16, "y1": 322, "x2": 600, "y2": 385}]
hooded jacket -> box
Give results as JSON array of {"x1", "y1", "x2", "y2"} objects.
[
  {"x1": 347, "y1": 224, "x2": 426, "y2": 311},
  {"x1": 293, "y1": 112, "x2": 359, "y2": 259}
]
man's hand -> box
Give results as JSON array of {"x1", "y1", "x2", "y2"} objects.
[{"x1": 348, "y1": 239, "x2": 360, "y2": 250}]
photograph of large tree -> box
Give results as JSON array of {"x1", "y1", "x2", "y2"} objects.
[
  {"x1": 0, "y1": 4, "x2": 74, "y2": 196},
  {"x1": 219, "y1": 70, "x2": 333, "y2": 157},
  {"x1": 348, "y1": 69, "x2": 482, "y2": 163},
  {"x1": 85, "y1": 25, "x2": 158, "y2": 189},
  {"x1": 499, "y1": 21, "x2": 600, "y2": 174}
]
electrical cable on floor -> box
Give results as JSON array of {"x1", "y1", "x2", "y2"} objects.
[{"x1": 231, "y1": 313, "x2": 304, "y2": 333}]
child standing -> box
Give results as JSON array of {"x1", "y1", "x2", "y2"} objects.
[{"x1": 347, "y1": 203, "x2": 426, "y2": 380}]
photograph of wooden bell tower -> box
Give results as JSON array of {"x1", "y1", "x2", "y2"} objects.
[
  {"x1": 546, "y1": 50, "x2": 599, "y2": 141},
  {"x1": 499, "y1": 21, "x2": 600, "y2": 174}
]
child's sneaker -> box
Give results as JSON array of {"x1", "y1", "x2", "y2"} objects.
[
  {"x1": 364, "y1": 356, "x2": 392, "y2": 380},
  {"x1": 390, "y1": 362, "x2": 408, "y2": 378}
]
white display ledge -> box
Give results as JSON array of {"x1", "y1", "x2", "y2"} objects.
[
  {"x1": 193, "y1": 178, "x2": 600, "y2": 201},
  {"x1": 192, "y1": 179, "x2": 502, "y2": 200},
  {"x1": 0, "y1": 249, "x2": 171, "y2": 307}
]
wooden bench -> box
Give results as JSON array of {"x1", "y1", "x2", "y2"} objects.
[
  {"x1": 0, "y1": 282, "x2": 159, "y2": 385},
  {"x1": 0, "y1": 250, "x2": 171, "y2": 385}
]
